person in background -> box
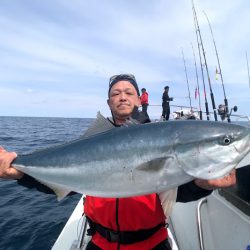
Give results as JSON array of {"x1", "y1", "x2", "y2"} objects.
[
  {"x1": 140, "y1": 88, "x2": 150, "y2": 121},
  {"x1": 162, "y1": 86, "x2": 173, "y2": 121},
  {"x1": 0, "y1": 74, "x2": 236, "y2": 250}
]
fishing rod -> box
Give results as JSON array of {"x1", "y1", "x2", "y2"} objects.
[
  {"x1": 192, "y1": 0, "x2": 218, "y2": 121},
  {"x1": 246, "y1": 51, "x2": 250, "y2": 88},
  {"x1": 181, "y1": 49, "x2": 193, "y2": 111},
  {"x1": 191, "y1": 1, "x2": 209, "y2": 120},
  {"x1": 203, "y1": 10, "x2": 231, "y2": 123},
  {"x1": 191, "y1": 43, "x2": 202, "y2": 120}
]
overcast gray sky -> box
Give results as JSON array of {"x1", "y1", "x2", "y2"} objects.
[{"x1": 0, "y1": 0, "x2": 249, "y2": 120}]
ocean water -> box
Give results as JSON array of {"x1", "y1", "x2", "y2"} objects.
[
  {"x1": 0, "y1": 116, "x2": 94, "y2": 250},
  {"x1": 0, "y1": 117, "x2": 249, "y2": 250}
]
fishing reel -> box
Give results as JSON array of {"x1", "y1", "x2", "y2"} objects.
[
  {"x1": 218, "y1": 104, "x2": 238, "y2": 121},
  {"x1": 218, "y1": 104, "x2": 227, "y2": 121}
]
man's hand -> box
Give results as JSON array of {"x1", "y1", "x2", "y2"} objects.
[
  {"x1": 194, "y1": 169, "x2": 236, "y2": 190},
  {"x1": 0, "y1": 146, "x2": 23, "y2": 179}
]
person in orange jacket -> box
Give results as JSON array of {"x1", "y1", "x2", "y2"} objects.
[
  {"x1": 0, "y1": 74, "x2": 236, "y2": 250},
  {"x1": 140, "y1": 88, "x2": 150, "y2": 121}
]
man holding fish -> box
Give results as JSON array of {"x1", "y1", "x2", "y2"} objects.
[{"x1": 0, "y1": 74, "x2": 240, "y2": 250}]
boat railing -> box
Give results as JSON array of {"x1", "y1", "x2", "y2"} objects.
[
  {"x1": 196, "y1": 198, "x2": 207, "y2": 250},
  {"x1": 76, "y1": 215, "x2": 88, "y2": 249},
  {"x1": 230, "y1": 114, "x2": 250, "y2": 123},
  {"x1": 146, "y1": 104, "x2": 249, "y2": 123}
]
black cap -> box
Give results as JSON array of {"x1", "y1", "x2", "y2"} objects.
[
  {"x1": 164, "y1": 86, "x2": 169, "y2": 89},
  {"x1": 108, "y1": 74, "x2": 140, "y2": 97}
]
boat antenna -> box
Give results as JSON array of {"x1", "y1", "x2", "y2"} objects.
[
  {"x1": 191, "y1": 0, "x2": 209, "y2": 120},
  {"x1": 192, "y1": 0, "x2": 218, "y2": 121},
  {"x1": 203, "y1": 10, "x2": 231, "y2": 123},
  {"x1": 181, "y1": 49, "x2": 193, "y2": 111},
  {"x1": 246, "y1": 51, "x2": 250, "y2": 88},
  {"x1": 191, "y1": 43, "x2": 202, "y2": 120}
]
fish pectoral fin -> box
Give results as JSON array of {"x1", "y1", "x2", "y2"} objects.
[
  {"x1": 82, "y1": 111, "x2": 115, "y2": 138},
  {"x1": 158, "y1": 188, "x2": 178, "y2": 216},
  {"x1": 135, "y1": 157, "x2": 171, "y2": 172}
]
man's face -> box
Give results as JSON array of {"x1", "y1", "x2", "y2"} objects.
[{"x1": 108, "y1": 80, "x2": 140, "y2": 122}]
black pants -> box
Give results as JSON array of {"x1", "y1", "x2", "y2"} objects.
[
  {"x1": 142, "y1": 104, "x2": 150, "y2": 119},
  {"x1": 86, "y1": 239, "x2": 172, "y2": 250},
  {"x1": 162, "y1": 103, "x2": 170, "y2": 120}
]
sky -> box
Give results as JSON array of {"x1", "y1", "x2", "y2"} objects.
[{"x1": 0, "y1": 0, "x2": 249, "y2": 120}]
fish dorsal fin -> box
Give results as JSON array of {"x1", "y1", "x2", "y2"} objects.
[{"x1": 82, "y1": 111, "x2": 115, "y2": 138}]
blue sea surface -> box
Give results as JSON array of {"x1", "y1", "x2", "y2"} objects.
[
  {"x1": 0, "y1": 116, "x2": 94, "y2": 250},
  {"x1": 0, "y1": 117, "x2": 249, "y2": 250}
]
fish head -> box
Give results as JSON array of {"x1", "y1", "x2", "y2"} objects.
[{"x1": 175, "y1": 121, "x2": 250, "y2": 180}]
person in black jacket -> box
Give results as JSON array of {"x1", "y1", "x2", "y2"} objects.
[{"x1": 162, "y1": 86, "x2": 173, "y2": 121}]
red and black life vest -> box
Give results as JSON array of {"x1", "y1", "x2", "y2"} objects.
[{"x1": 84, "y1": 193, "x2": 168, "y2": 250}]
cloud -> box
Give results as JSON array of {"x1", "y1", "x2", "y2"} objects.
[{"x1": 0, "y1": 0, "x2": 249, "y2": 118}]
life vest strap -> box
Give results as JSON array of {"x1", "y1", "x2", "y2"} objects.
[{"x1": 86, "y1": 217, "x2": 166, "y2": 244}]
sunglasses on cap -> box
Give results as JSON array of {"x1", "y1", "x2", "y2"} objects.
[{"x1": 109, "y1": 74, "x2": 136, "y2": 86}]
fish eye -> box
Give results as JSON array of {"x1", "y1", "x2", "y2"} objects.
[{"x1": 222, "y1": 136, "x2": 231, "y2": 145}]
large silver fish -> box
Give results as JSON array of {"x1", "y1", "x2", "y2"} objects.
[{"x1": 12, "y1": 113, "x2": 250, "y2": 199}]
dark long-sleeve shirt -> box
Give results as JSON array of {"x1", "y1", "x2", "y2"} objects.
[{"x1": 162, "y1": 92, "x2": 171, "y2": 104}]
